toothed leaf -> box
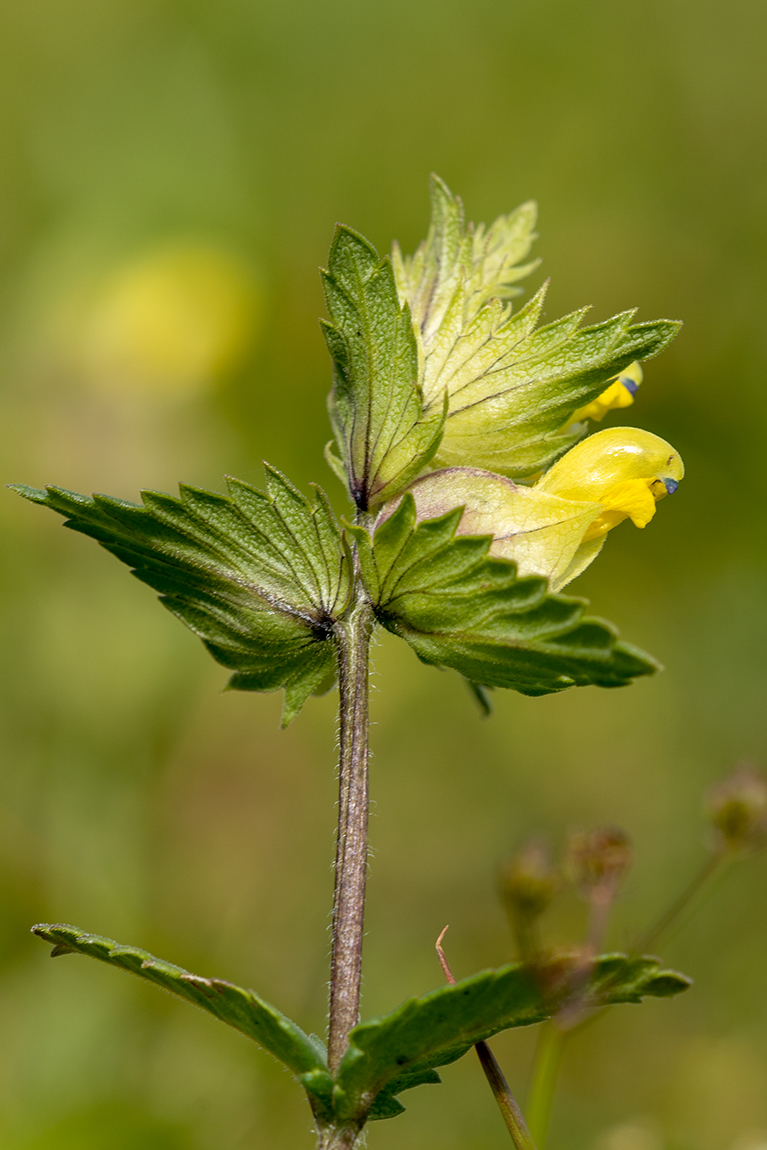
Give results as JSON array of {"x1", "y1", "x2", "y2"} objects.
[
  {"x1": 392, "y1": 173, "x2": 539, "y2": 349},
  {"x1": 348, "y1": 496, "x2": 659, "y2": 696},
  {"x1": 12, "y1": 468, "x2": 350, "y2": 724},
  {"x1": 394, "y1": 174, "x2": 681, "y2": 478},
  {"x1": 32, "y1": 924, "x2": 335, "y2": 1118},
  {"x1": 336, "y1": 952, "x2": 691, "y2": 1122},
  {"x1": 434, "y1": 307, "x2": 681, "y2": 476},
  {"x1": 366, "y1": 1067, "x2": 442, "y2": 1121}
]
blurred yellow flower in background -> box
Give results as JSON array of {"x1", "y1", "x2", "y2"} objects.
[{"x1": 78, "y1": 242, "x2": 261, "y2": 395}]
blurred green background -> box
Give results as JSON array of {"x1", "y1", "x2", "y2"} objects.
[{"x1": 1, "y1": 1, "x2": 766, "y2": 1147}]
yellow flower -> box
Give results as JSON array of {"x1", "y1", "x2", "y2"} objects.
[
  {"x1": 565, "y1": 362, "x2": 642, "y2": 426},
  {"x1": 535, "y1": 426, "x2": 683, "y2": 541},
  {"x1": 389, "y1": 427, "x2": 683, "y2": 591}
]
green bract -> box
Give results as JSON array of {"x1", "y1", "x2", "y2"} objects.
[
  {"x1": 348, "y1": 494, "x2": 659, "y2": 695},
  {"x1": 323, "y1": 225, "x2": 445, "y2": 512}
]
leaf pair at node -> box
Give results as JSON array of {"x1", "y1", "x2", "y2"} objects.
[
  {"x1": 13, "y1": 465, "x2": 660, "y2": 724},
  {"x1": 33, "y1": 924, "x2": 691, "y2": 1131}
]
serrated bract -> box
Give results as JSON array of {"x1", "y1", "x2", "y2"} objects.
[
  {"x1": 323, "y1": 225, "x2": 445, "y2": 511},
  {"x1": 393, "y1": 175, "x2": 681, "y2": 478},
  {"x1": 347, "y1": 494, "x2": 660, "y2": 696}
]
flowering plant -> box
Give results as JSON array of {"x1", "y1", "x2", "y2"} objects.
[{"x1": 13, "y1": 177, "x2": 710, "y2": 1150}]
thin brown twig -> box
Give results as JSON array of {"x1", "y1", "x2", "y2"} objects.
[{"x1": 435, "y1": 925, "x2": 456, "y2": 984}]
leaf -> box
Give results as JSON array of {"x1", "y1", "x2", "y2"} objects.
[
  {"x1": 11, "y1": 468, "x2": 351, "y2": 725},
  {"x1": 323, "y1": 225, "x2": 445, "y2": 511},
  {"x1": 335, "y1": 952, "x2": 691, "y2": 1122},
  {"x1": 348, "y1": 496, "x2": 660, "y2": 697},
  {"x1": 394, "y1": 175, "x2": 681, "y2": 478},
  {"x1": 32, "y1": 924, "x2": 335, "y2": 1119},
  {"x1": 367, "y1": 1067, "x2": 442, "y2": 1121}
]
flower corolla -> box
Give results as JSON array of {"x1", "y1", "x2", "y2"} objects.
[{"x1": 383, "y1": 426, "x2": 683, "y2": 592}]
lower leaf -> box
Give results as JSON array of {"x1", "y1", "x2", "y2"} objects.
[
  {"x1": 32, "y1": 924, "x2": 334, "y2": 1116},
  {"x1": 336, "y1": 952, "x2": 691, "y2": 1122},
  {"x1": 351, "y1": 495, "x2": 660, "y2": 697}
]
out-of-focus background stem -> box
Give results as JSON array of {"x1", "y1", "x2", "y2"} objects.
[
  {"x1": 527, "y1": 1024, "x2": 566, "y2": 1150},
  {"x1": 637, "y1": 850, "x2": 730, "y2": 955},
  {"x1": 1, "y1": 2, "x2": 767, "y2": 1149},
  {"x1": 524, "y1": 839, "x2": 741, "y2": 1147}
]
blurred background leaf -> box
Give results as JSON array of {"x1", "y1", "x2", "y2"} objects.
[{"x1": 1, "y1": 1, "x2": 766, "y2": 1148}]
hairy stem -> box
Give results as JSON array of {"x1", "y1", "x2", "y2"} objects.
[
  {"x1": 316, "y1": 1126, "x2": 362, "y2": 1150},
  {"x1": 328, "y1": 593, "x2": 374, "y2": 1075}
]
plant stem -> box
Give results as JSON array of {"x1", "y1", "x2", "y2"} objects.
[
  {"x1": 526, "y1": 1021, "x2": 566, "y2": 1150},
  {"x1": 476, "y1": 1040, "x2": 539, "y2": 1150},
  {"x1": 635, "y1": 849, "x2": 728, "y2": 954},
  {"x1": 316, "y1": 1126, "x2": 362, "y2": 1150},
  {"x1": 327, "y1": 592, "x2": 374, "y2": 1076}
]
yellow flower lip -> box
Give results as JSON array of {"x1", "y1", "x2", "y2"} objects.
[
  {"x1": 536, "y1": 426, "x2": 684, "y2": 504},
  {"x1": 537, "y1": 426, "x2": 684, "y2": 545}
]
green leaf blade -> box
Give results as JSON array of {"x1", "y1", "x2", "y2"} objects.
[
  {"x1": 337, "y1": 953, "x2": 691, "y2": 1122},
  {"x1": 369, "y1": 506, "x2": 658, "y2": 697},
  {"x1": 12, "y1": 469, "x2": 350, "y2": 723},
  {"x1": 323, "y1": 226, "x2": 445, "y2": 511},
  {"x1": 393, "y1": 176, "x2": 681, "y2": 480},
  {"x1": 32, "y1": 924, "x2": 330, "y2": 1085}
]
